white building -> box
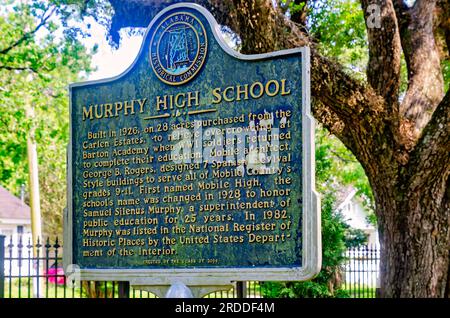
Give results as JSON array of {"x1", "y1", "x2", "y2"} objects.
[
  {"x1": 336, "y1": 186, "x2": 380, "y2": 289},
  {"x1": 336, "y1": 186, "x2": 379, "y2": 246},
  {"x1": 0, "y1": 185, "x2": 33, "y2": 275}
]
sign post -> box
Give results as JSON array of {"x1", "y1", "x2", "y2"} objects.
[{"x1": 64, "y1": 3, "x2": 320, "y2": 298}]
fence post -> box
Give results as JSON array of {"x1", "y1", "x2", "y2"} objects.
[
  {"x1": 236, "y1": 281, "x2": 246, "y2": 298},
  {"x1": 118, "y1": 281, "x2": 130, "y2": 298},
  {"x1": 0, "y1": 235, "x2": 5, "y2": 298},
  {"x1": 375, "y1": 274, "x2": 381, "y2": 298}
]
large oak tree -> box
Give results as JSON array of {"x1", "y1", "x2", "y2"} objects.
[{"x1": 84, "y1": 0, "x2": 449, "y2": 297}]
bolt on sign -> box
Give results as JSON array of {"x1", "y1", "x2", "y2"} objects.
[{"x1": 64, "y1": 3, "x2": 321, "y2": 286}]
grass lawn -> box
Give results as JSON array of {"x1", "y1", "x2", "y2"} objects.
[
  {"x1": 2, "y1": 278, "x2": 158, "y2": 298},
  {"x1": 344, "y1": 285, "x2": 377, "y2": 298},
  {"x1": 3, "y1": 277, "x2": 84, "y2": 298}
]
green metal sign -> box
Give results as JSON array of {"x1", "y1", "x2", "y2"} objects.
[{"x1": 64, "y1": 3, "x2": 320, "y2": 286}]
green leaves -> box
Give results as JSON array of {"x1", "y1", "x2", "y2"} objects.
[
  {"x1": 0, "y1": 0, "x2": 94, "y2": 236},
  {"x1": 309, "y1": 0, "x2": 368, "y2": 76},
  {"x1": 316, "y1": 127, "x2": 375, "y2": 215}
]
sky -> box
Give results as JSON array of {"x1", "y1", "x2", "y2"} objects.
[
  {"x1": 4, "y1": 1, "x2": 145, "y2": 81},
  {"x1": 84, "y1": 20, "x2": 144, "y2": 81},
  {"x1": 83, "y1": 18, "x2": 236, "y2": 81}
]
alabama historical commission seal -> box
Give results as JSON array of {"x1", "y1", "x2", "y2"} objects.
[{"x1": 150, "y1": 12, "x2": 208, "y2": 85}]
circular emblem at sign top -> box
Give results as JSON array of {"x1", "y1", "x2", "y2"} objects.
[{"x1": 150, "y1": 12, "x2": 208, "y2": 86}]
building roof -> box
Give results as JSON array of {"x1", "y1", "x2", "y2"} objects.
[
  {"x1": 0, "y1": 185, "x2": 30, "y2": 220},
  {"x1": 335, "y1": 185, "x2": 357, "y2": 210}
]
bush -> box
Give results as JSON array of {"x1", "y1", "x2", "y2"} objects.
[
  {"x1": 261, "y1": 187, "x2": 349, "y2": 298},
  {"x1": 260, "y1": 128, "x2": 355, "y2": 298}
]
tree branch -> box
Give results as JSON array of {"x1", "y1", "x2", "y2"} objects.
[
  {"x1": 0, "y1": 6, "x2": 56, "y2": 56},
  {"x1": 216, "y1": 0, "x2": 388, "y2": 162},
  {"x1": 310, "y1": 51, "x2": 386, "y2": 129},
  {"x1": 406, "y1": 89, "x2": 450, "y2": 191},
  {"x1": 402, "y1": 0, "x2": 450, "y2": 66},
  {"x1": 360, "y1": 0, "x2": 402, "y2": 107},
  {"x1": 0, "y1": 65, "x2": 38, "y2": 73},
  {"x1": 393, "y1": 0, "x2": 412, "y2": 53},
  {"x1": 395, "y1": 0, "x2": 444, "y2": 138},
  {"x1": 108, "y1": 0, "x2": 389, "y2": 166},
  {"x1": 440, "y1": 0, "x2": 450, "y2": 52},
  {"x1": 310, "y1": 57, "x2": 391, "y2": 175}
]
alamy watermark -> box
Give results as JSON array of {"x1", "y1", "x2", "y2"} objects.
[
  {"x1": 366, "y1": 4, "x2": 381, "y2": 29},
  {"x1": 170, "y1": 116, "x2": 281, "y2": 176},
  {"x1": 65, "y1": 264, "x2": 81, "y2": 288}
]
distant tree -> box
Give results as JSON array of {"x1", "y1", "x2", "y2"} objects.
[
  {"x1": 261, "y1": 189, "x2": 349, "y2": 298},
  {"x1": 344, "y1": 228, "x2": 369, "y2": 248},
  {"x1": 0, "y1": 0, "x2": 95, "y2": 236}
]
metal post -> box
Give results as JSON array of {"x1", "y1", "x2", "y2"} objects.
[
  {"x1": 165, "y1": 282, "x2": 194, "y2": 298},
  {"x1": 375, "y1": 246, "x2": 381, "y2": 298},
  {"x1": 27, "y1": 123, "x2": 42, "y2": 256},
  {"x1": 236, "y1": 281, "x2": 246, "y2": 298},
  {"x1": 26, "y1": 100, "x2": 43, "y2": 298},
  {"x1": 24, "y1": 90, "x2": 42, "y2": 258},
  {"x1": 375, "y1": 273, "x2": 381, "y2": 298},
  {"x1": 118, "y1": 281, "x2": 130, "y2": 298},
  {"x1": 0, "y1": 235, "x2": 4, "y2": 298}
]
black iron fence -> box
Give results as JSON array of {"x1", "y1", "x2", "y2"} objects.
[
  {"x1": 343, "y1": 245, "x2": 380, "y2": 298},
  {"x1": 0, "y1": 235, "x2": 379, "y2": 298}
]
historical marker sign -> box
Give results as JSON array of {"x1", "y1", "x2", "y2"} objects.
[{"x1": 64, "y1": 3, "x2": 320, "y2": 286}]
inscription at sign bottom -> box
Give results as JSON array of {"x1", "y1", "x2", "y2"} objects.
[{"x1": 65, "y1": 3, "x2": 320, "y2": 284}]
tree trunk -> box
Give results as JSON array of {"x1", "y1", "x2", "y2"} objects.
[{"x1": 375, "y1": 184, "x2": 449, "y2": 297}]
